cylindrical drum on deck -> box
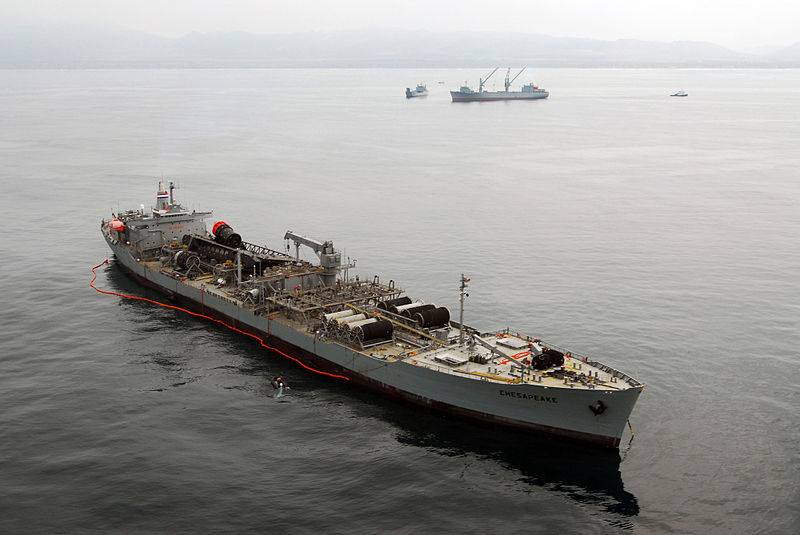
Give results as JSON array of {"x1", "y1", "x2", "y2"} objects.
[
  {"x1": 391, "y1": 302, "x2": 421, "y2": 315},
  {"x1": 346, "y1": 318, "x2": 378, "y2": 330},
  {"x1": 174, "y1": 250, "x2": 187, "y2": 268},
  {"x1": 414, "y1": 307, "x2": 450, "y2": 329},
  {"x1": 324, "y1": 310, "x2": 354, "y2": 323},
  {"x1": 377, "y1": 296, "x2": 411, "y2": 311},
  {"x1": 358, "y1": 319, "x2": 393, "y2": 342},
  {"x1": 401, "y1": 303, "x2": 435, "y2": 318},
  {"x1": 335, "y1": 313, "x2": 366, "y2": 327},
  {"x1": 212, "y1": 221, "x2": 242, "y2": 248}
]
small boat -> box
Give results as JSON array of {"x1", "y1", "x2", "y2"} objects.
[
  {"x1": 405, "y1": 84, "x2": 428, "y2": 98},
  {"x1": 671, "y1": 90, "x2": 688, "y2": 97}
]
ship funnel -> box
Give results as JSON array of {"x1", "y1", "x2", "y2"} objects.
[{"x1": 156, "y1": 181, "x2": 170, "y2": 210}]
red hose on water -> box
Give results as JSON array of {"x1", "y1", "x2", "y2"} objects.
[{"x1": 90, "y1": 259, "x2": 349, "y2": 381}]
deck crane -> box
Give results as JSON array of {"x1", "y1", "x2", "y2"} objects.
[
  {"x1": 284, "y1": 230, "x2": 342, "y2": 286},
  {"x1": 504, "y1": 67, "x2": 527, "y2": 91},
  {"x1": 478, "y1": 67, "x2": 499, "y2": 92}
]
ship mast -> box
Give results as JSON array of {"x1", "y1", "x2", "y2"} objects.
[{"x1": 459, "y1": 273, "x2": 470, "y2": 344}]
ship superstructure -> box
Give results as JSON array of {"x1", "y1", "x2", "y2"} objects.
[
  {"x1": 101, "y1": 182, "x2": 642, "y2": 448},
  {"x1": 450, "y1": 67, "x2": 549, "y2": 102}
]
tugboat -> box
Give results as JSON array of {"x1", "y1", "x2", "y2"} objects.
[
  {"x1": 99, "y1": 182, "x2": 643, "y2": 448},
  {"x1": 450, "y1": 68, "x2": 548, "y2": 102},
  {"x1": 405, "y1": 83, "x2": 428, "y2": 98}
]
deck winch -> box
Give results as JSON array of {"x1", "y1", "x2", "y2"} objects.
[{"x1": 532, "y1": 348, "x2": 565, "y2": 370}]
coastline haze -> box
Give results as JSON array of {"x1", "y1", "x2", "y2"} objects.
[
  {"x1": 2, "y1": 0, "x2": 799, "y2": 53},
  {"x1": 2, "y1": 25, "x2": 799, "y2": 69}
]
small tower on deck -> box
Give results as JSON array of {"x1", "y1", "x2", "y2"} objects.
[{"x1": 156, "y1": 181, "x2": 170, "y2": 211}]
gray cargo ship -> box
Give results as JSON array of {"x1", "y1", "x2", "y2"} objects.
[
  {"x1": 451, "y1": 67, "x2": 548, "y2": 102},
  {"x1": 100, "y1": 182, "x2": 642, "y2": 447},
  {"x1": 406, "y1": 83, "x2": 428, "y2": 98}
]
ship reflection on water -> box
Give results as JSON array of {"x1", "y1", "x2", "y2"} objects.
[{"x1": 384, "y1": 405, "x2": 640, "y2": 518}]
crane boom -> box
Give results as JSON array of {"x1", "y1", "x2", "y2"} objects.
[
  {"x1": 508, "y1": 67, "x2": 526, "y2": 88},
  {"x1": 479, "y1": 67, "x2": 499, "y2": 92},
  {"x1": 283, "y1": 230, "x2": 342, "y2": 286},
  {"x1": 284, "y1": 230, "x2": 330, "y2": 256}
]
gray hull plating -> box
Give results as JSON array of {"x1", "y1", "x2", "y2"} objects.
[{"x1": 450, "y1": 91, "x2": 549, "y2": 102}]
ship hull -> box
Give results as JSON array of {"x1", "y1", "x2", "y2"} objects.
[
  {"x1": 450, "y1": 91, "x2": 549, "y2": 102},
  {"x1": 103, "y1": 235, "x2": 640, "y2": 448}
]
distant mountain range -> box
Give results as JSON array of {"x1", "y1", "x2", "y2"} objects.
[{"x1": 2, "y1": 24, "x2": 799, "y2": 68}]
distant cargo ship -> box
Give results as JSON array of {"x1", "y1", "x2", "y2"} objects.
[{"x1": 451, "y1": 68, "x2": 548, "y2": 102}]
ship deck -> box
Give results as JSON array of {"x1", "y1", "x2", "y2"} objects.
[
  {"x1": 141, "y1": 259, "x2": 641, "y2": 393},
  {"x1": 359, "y1": 327, "x2": 637, "y2": 391},
  {"x1": 121, "y1": 256, "x2": 642, "y2": 394}
]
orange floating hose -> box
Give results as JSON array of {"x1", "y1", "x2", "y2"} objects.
[{"x1": 90, "y1": 259, "x2": 349, "y2": 381}]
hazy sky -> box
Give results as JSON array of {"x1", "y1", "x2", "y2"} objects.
[{"x1": 4, "y1": 0, "x2": 798, "y2": 51}]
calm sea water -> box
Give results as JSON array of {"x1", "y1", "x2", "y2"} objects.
[{"x1": 0, "y1": 68, "x2": 798, "y2": 534}]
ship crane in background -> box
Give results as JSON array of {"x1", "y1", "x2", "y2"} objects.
[
  {"x1": 451, "y1": 67, "x2": 547, "y2": 102},
  {"x1": 479, "y1": 67, "x2": 499, "y2": 91},
  {"x1": 505, "y1": 67, "x2": 526, "y2": 91}
]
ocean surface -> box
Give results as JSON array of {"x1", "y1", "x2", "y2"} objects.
[{"x1": 0, "y1": 68, "x2": 798, "y2": 534}]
